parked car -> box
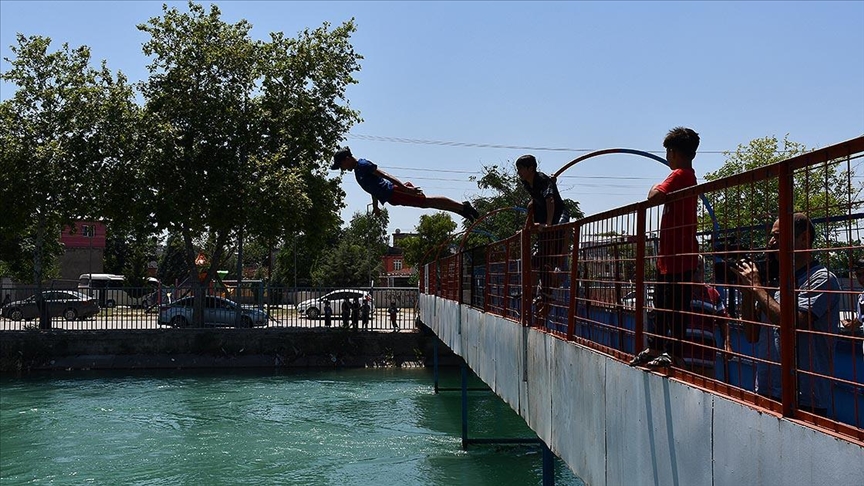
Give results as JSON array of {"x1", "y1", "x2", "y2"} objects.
[
  {"x1": 1, "y1": 290, "x2": 100, "y2": 321},
  {"x1": 158, "y1": 295, "x2": 270, "y2": 328},
  {"x1": 295, "y1": 289, "x2": 373, "y2": 319},
  {"x1": 621, "y1": 288, "x2": 654, "y2": 310}
]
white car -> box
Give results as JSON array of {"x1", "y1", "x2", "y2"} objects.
[
  {"x1": 295, "y1": 289, "x2": 372, "y2": 319},
  {"x1": 158, "y1": 295, "x2": 270, "y2": 328}
]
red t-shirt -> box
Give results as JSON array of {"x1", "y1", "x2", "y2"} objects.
[{"x1": 655, "y1": 168, "x2": 698, "y2": 275}]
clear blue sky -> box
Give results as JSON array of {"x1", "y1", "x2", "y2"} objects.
[{"x1": 3, "y1": 1, "x2": 863, "y2": 241}]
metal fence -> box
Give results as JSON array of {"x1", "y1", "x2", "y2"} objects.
[
  {"x1": 422, "y1": 136, "x2": 864, "y2": 444},
  {"x1": 0, "y1": 285, "x2": 420, "y2": 332}
]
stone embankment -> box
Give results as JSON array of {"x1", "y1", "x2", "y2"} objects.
[{"x1": 0, "y1": 323, "x2": 457, "y2": 373}]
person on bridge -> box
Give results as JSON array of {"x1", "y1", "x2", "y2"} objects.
[
  {"x1": 630, "y1": 127, "x2": 700, "y2": 369},
  {"x1": 685, "y1": 255, "x2": 729, "y2": 378},
  {"x1": 840, "y1": 259, "x2": 864, "y2": 332},
  {"x1": 733, "y1": 213, "x2": 840, "y2": 417},
  {"x1": 515, "y1": 154, "x2": 569, "y2": 315},
  {"x1": 840, "y1": 259, "x2": 864, "y2": 356},
  {"x1": 331, "y1": 147, "x2": 479, "y2": 222}
]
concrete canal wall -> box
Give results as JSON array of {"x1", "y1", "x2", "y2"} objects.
[
  {"x1": 418, "y1": 294, "x2": 864, "y2": 486},
  {"x1": 0, "y1": 327, "x2": 458, "y2": 373}
]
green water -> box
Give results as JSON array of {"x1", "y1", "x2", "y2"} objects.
[{"x1": 0, "y1": 368, "x2": 583, "y2": 485}]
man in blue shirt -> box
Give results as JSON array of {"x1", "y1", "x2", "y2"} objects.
[
  {"x1": 331, "y1": 147, "x2": 479, "y2": 221},
  {"x1": 734, "y1": 213, "x2": 840, "y2": 416}
]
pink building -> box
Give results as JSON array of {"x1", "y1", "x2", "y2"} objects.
[{"x1": 58, "y1": 221, "x2": 106, "y2": 281}]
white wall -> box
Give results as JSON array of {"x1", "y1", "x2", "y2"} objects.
[{"x1": 420, "y1": 294, "x2": 864, "y2": 486}]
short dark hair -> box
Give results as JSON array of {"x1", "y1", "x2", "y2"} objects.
[
  {"x1": 792, "y1": 212, "x2": 816, "y2": 247},
  {"x1": 515, "y1": 154, "x2": 538, "y2": 170},
  {"x1": 663, "y1": 127, "x2": 700, "y2": 160},
  {"x1": 331, "y1": 146, "x2": 352, "y2": 169}
]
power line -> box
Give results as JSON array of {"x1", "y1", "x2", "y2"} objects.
[
  {"x1": 348, "y1": 133, "x2": 752, "y2": 155},
  {"x1": 348, "y1": 133, "x2": 594, "y2": 152},
  {"x1": 387, "y1": 165, "x2": 660, "y2": 180}
]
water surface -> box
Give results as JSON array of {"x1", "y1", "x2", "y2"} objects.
[{"x1": 0, "y1": 368, "x2": 582, "y2": 485}]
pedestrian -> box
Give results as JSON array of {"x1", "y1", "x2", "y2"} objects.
[
  {"x1": 350, "y1": 297, "x2": 360, "y2": 330},
  {"x1": 2, "y1": 294, "x2": 10, "y2": 307},
  {"x1": 733, "y1": 213, "x2": 840, "y2": 416},
  {"x1": 331, "y1": 147, "x2": 479, "y2": 221},
  {"x1": 341, "y1": 298, "x2": 350, "y2": 328},
  {"x1": 323, "y1": 299, "x2": 333, "y2": 327},
  {"x1": 630, "y1": 127, "x2": 701, "y2": 369},
  {"x1": 389, "y1": 300, "x2": 399, "y2": 332},
  {"x1": 361, "y1": 298, "x2": 371, "y2": 331}
]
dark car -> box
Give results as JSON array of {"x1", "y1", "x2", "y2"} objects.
[{"x1": 1, "y1": 290, "x2": 100, "y2": 321}]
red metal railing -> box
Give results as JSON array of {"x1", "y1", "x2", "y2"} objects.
[{"x1": 422, "y1": 136, "x2": 864, "y2": 444}]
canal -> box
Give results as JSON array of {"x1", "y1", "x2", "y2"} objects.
[{"x1": 0, "y1": 367, "x2": 583, "y2": 485}]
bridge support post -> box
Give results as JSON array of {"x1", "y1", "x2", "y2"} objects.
[
  {"x1": 461, "y1": 361, "x2": 469, "y2": 450},
  {"x1": 542, "y1": 441, "x2": 555, "y2": 486},
  {"x1": 433, "y1": 337, "x2": 440, "y2": 394},
  {"x1": 459, "y1": 362, "x2": 554, "y2": 485}
]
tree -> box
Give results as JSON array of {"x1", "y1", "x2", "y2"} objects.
[
  {"x1": 310, "y1": 210, "x2": 389, "y2": 287},
  {"x1": 157, "y1": 232, "x2": 191, "y2": 287},
  {"x1": 0, "y1": 34, "x2": 136, "y2": 327},
  {"x1": 135, "y1": 2, "x2": 361, "y2": 323},
  {"x1": 400, "y1": 212, "x2": 459, "y2": 268},
  {"x1": 701, "y1": 135, "x2": 860, "y2": 251},
  {"x1": 104, "y1": 227, "x2": 157, "y2": 286}
]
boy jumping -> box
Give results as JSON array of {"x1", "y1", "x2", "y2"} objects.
[{"x1": 331, "y1": 147, "x2": 479, "y2": 221}]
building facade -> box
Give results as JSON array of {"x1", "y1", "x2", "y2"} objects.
[{"x1": 379, "y1": 230, "x2": 417, "y2": 287}]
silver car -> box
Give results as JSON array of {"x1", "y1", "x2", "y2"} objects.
[{"x1": 158, "y1": 295, "x2": 270, "y2": 328}]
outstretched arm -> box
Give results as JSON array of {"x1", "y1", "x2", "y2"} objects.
[{"x1": 544, "y1": 196, "x2": 556, "y2": 226}]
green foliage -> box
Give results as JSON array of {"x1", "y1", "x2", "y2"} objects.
[
  {"x1": 135, "y1": 2, "x2": 361, "y2": 290},
  {"x1": 400, "y1": 212, "x2": 458, "y2": 268},
  {"x1": 825, "y1": 238, "x2": 864, "y2": 276},
  {"x1": 104, "y1": 228, "x2": 157, "y2": 286},
  {"x1": 0, "y1": 34, "x2": 135, "y2": 284},
  {"x1": 156, "y1": 233, "x2": 191, "y2": 286},
  {"x1": 701, "y1": 135, "x2": 860, "y2": 250},
  {"x1": 466, "y1": 163, "x2": 584, "y2": 247},
  {"x1": 310, "y1": 210, "x2": 389, "y2": 287}
]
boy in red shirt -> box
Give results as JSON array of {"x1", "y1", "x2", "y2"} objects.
[{"x1": 630, "y1": 127, "x2": 700, "y2": 368}]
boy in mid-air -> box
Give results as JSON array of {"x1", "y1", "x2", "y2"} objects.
[{"x1": 331, "y1": 147, "x2": 479, "y2": 221}]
